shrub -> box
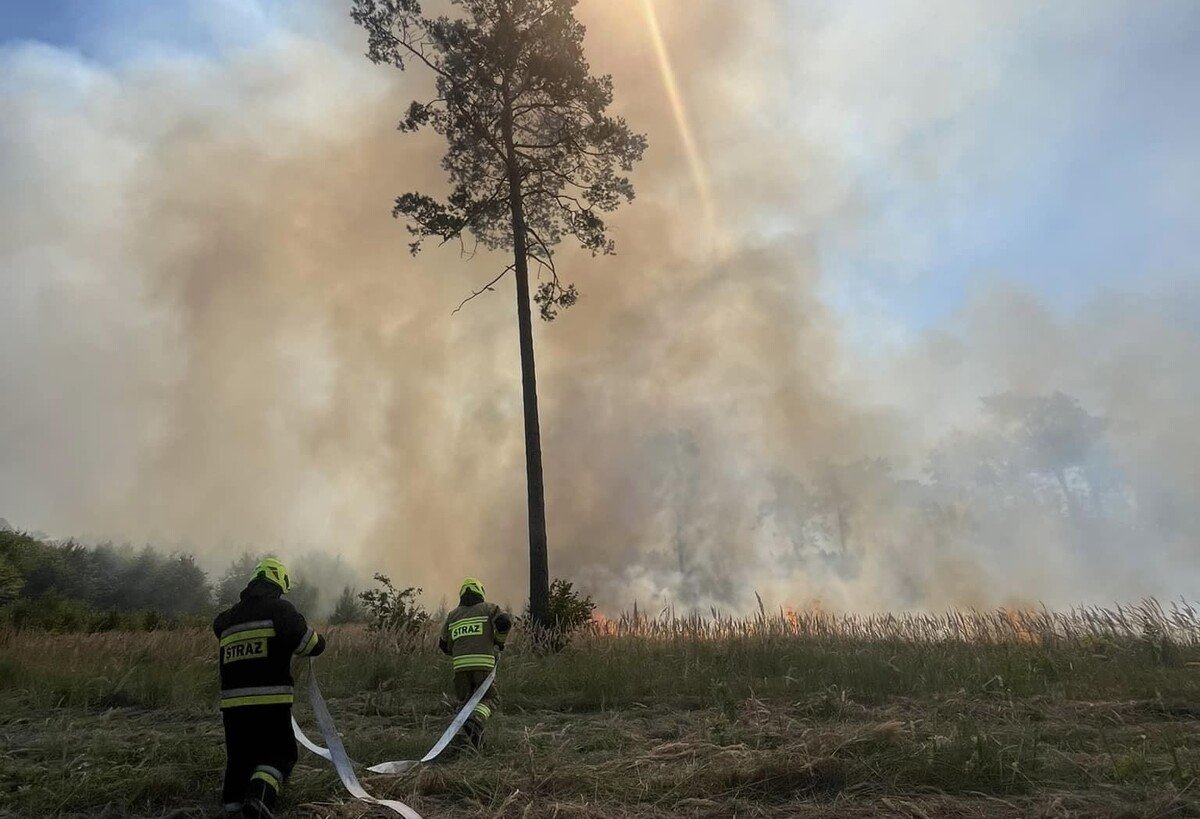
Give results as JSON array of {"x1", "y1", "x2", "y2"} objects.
[
  {"x1": 0, "y1": 554, "x2": 22, "y2": 605},
  {"x1": 547, "y1": 578, "x2": 596, "y2": 631},
  {"x1": 358, "y1": 574, "x2": 429, "y2": 635},
  {"x1": 1, "y1": 595, "x2": 93, "y2": 632},
  {"x1": 329, "y1": 586, "x2": 368, "y2": 625},
  {"x1": 525, "y1": 578, "x2": 596, "y2": 652},
  {"x1": 0, "y1": 595, "x2": 205, "y2": 633}
]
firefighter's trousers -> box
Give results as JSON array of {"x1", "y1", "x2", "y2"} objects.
[
  {"x1": 221, "y1": 703, "x2": 297, "y2": 812},
  {"x1": 453, "y1": 669, "x2": 498, "y2": 745}
]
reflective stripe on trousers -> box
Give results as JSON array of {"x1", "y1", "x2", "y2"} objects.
[{"x1": 251, "y1": 764, "x2": 282, "y2": 792}]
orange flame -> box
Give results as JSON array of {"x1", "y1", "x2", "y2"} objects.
[
  {"x1": 591, "y1": 610, "x2": 615, "y2": 636},
  {"x1": 782, "y1": 605, "x2": 801, "y2": 628},
  {"x1": 1000, "y1": 608, "x2": 1039, "y2": 644}
]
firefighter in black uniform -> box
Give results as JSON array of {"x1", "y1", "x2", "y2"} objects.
[
  {"x1": 213, "y1": 558, "x2": 325, "y2": 818},
  {"x1": 439, "y1": 577, "x2": 512, "y2": 748}
]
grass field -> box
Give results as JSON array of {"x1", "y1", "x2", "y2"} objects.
[{"x1": 2, "y1": 601, "x2": 1199, "y2": 818}]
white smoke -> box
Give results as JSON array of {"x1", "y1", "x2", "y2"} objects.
[{"x1": 0, "y1": 1, "x2": 1196, "y2": 611}]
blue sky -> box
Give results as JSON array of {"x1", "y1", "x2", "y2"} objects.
[
  {"x1": 810, "y1": 1, "x2": 1200, "y2": 341},
  {"x1": 0, "y1": 0, "x2": 105, "y2": 50},
  {"x1": 0, "y1": 0, "x2": 277, "y2": 62},
  {"x1": 955, "y1": 9, "x2": 1198, "y2": 302}
]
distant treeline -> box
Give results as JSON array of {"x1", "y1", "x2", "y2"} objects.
[{"x1": 0, "y1": 530, "x2": 368, "y2": 631}]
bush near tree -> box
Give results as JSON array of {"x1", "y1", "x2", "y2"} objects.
[
  {"x1": 524, "y1": 577, "x2": 596, "y2": 652},
  {"x1": 358, "y1": 573, "x2": 430, "y2": 635}
]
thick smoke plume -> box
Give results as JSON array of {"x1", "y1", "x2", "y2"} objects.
[{"x1": 1, "y1": 1, "x2": 1196, "y2": 611}]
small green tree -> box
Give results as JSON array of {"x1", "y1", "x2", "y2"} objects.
[
  {"x1": 358, "y1": 574, "x2": 429, "y2": 634},
  {"x1": 524, "y1": 577, "x2": 594, "y2": 651},
  {"x1": 329, "y1": 585, "x2": 368, "y2": 624},
  {"x1": 547, "y1": 577, "x2": 594, "y2": 629}
]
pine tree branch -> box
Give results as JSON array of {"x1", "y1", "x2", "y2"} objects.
[{"x1": 452, "y1": 265, "x2": 515, "y2": 315}]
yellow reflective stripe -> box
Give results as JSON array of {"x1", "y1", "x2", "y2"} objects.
[
  {"x1": 495, "y1": 631, "x2": 509, "y2": 643},
  {"x1": 473, "y1": 703, "x2": 492, "y2": 719},
  {"x1": 450, "y1": 616, "x2": 488, "y2": 625},
  {"x1": 251, "y1": 770, "x2": 281, "y2": 791},
  {"x1": 453, "y1": 654, "x2": 496, "y2": 669},
  {"x1": 220, "y1": 694, "x2": 294, "y2": 708},
  {"x1": 219, "y1": 628, "x2": 275, "y2": 647},
  {"x1": 295, "y1": 630, "x2": 319, "y2": 656}
]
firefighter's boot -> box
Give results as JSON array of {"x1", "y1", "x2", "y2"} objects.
[
  {"x1": 464, "y1": 717, "x2": 484, "y2": 750},
  {"x1": 241, "y1": 766, "x2": 281, "y2": 818}
]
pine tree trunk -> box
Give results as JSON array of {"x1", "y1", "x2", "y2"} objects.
[{"x1": 501, "y1": 93, "x2": 551, "y2": 629}]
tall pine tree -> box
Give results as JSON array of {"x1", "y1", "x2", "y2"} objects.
[{"x1": 353, "y1": 0, "x2": 646, "y2": 626}]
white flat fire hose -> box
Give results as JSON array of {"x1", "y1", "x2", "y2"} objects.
[
  {"x1": 295, "y1": 660, "x2": 424, "y2": 818},
  {"x1": 292, "y1": 659, "x2": 497, "y2": 815}
]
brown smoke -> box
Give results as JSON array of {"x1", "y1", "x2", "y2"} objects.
[{"x1": 1, "y1": 1, "x2": 1196, "y2": 612}]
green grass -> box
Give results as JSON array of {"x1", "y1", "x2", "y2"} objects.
[{"x1": 1, "y1": 605, "x2": 1199, "y2": 817}]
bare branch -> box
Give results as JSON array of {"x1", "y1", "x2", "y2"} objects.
[
  {"x1": 394, "y1": 32, "x2": 451, "y2": 80},
  {"x1": 452, "y1": 264, "x2": 515, "y2": 315}
]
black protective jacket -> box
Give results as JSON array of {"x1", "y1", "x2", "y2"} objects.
[{"x1": 212, "y1": 578, "x2": 325, "y2": 709}]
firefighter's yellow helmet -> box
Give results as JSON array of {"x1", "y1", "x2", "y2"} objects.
[
  {"x1": 459, "y1": 577, "x2": 485, "y2": 598},
  {"x1": 253, "y1": 557, "x2": 291, "y2": 593}
]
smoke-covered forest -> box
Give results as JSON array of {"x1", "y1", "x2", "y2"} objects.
[
  {"x1": 580, "y1": 381, "x2": 1193, "y2": 611},
  {"x1": 0, "y1": 527, "x2": 368, "y2": 630},
  {"x1": 2, "y1": 385, "x2": 1186, "y2": 626}
]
